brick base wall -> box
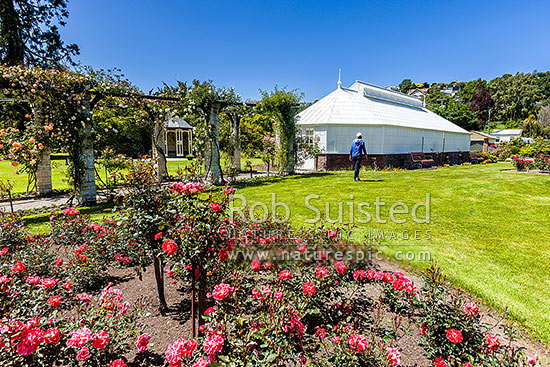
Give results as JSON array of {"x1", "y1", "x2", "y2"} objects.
[{"x1": 317, "y1": 152, "x2": 472, "y2": 170}]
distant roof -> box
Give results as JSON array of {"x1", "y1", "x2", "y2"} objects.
[
  {"x1": 491, "y1": 129, "x2": 522, "y2": 136},
  {"x1": 166, "y1": 118, "x2": 193, "y2": 129},
  {"x1": 296, "y1": 81, "x2": 469, "y2": 134},
  {"x1": 471, "y1": 131, "x2": 497, "y2": 139}
]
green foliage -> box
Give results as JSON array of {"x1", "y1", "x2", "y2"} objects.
[
  {"x1": 398, "y1": 78, "x2": 413, "y2": 93},
  {"x1": 257, "y1": 86, "x2": 303, "y2": 175},
  {"x1": 426, "y1": 86, "x2": 479, "y2": 131},
  {"x1": 458, "y1": 78, "x2": 488, "y2": 103},
  {"x1": 0, "y1": 0, "x2": 79, "y2": 66},
  {"x1": 240, "y1": 113, "x2": 274, "y2": 157},
  {"x1": 489, "y1": 72, "x2": 543, "y2": 122},
  {"x1": 93, "y1": 107, "x2": 151, "y2": 157}
]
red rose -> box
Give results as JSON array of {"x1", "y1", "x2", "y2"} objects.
[
  {"x1": 209, "y1": 202, "x2": 222, "y2": 212},
  {"x1": 77, "y1": 346, "x2": 90, "y2": 361},
  {"x1": 54, "y1": 258, "x2": 63, "y2": 267},
  {"x1": 162, "y1": 239, "x2": 178, "y2": 255},
  {"x1": 251, "y1": 260, "x2": 261, "y2": 271},
  {"x1": 219, "y1": 249, "x2": 228, "y2": 261},
  {"x1": 12, "y1": 261, "x2": 26, "y2": 273},
  {"x1": 41, "y1": 278, "x2": 58, "y2": 289},
  {"x1": 353, "y1": 270, "x2": 368, "y2": 281},
  {"x1": 302, "y1": 281, "x2": 316, "y2": 296},
  {"x1": 92, "y1": 330, "x2": 109, "y2": 349},
  {"x1": 135, "y1": 333, "x2": 150, "y2": 353},
  {"x1": 278, "y1": 270, "x2": 293, "y2": 280},
  {"x1": 334, "y1": 261, "x2": 347, "y2": 274},
  {"x1": 316, "y1": 267, "x2": 329, "y2": 278},
  {"x1": 154, "y1": 232, "x2": 163, "y2": 240},
  {"x1": 48, "y1": 296, "x2": 61, "y2": 308},
  {"x1": 122, "y1": 257, "x2": 130, "y2": 264},
  {"x1": 434, "y1": 358, "x2": 448, "y2": 367},
  {"x1": 485, "y1": 334, "x2": 500, "y2": 350},
  {"x1": 419, "y1": 322, "x2": 426, "y2": 335},
  {"x1": 109, "y1": 359, "x2": 127, "y2": 367},
  {"x1": 44, "y1": 327, "x2": 62, "y2": 344},
  {"x1": 446, "y1": 329, "x2": 463, "y2": 344}
]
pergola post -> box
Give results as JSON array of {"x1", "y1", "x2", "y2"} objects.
[
  {"x1": 76, "y1": 125, "x2": 97, "y2": 206},
  {"x1": 35, "y1": 148, "x2": 52, "y2": 195},
  {"x1": 152, "y1": 122, "x2": 167, "y2": 178},
  {"x1": 204, "y1": 103, "x2": 221, "y2": 184},
  {"x1": 230, "y1": 114, "x2": 241, "y2": 171}
]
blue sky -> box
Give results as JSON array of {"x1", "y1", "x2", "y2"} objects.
[{"x1": 64, "y1": 0, "x2": 550, "y2": 101}]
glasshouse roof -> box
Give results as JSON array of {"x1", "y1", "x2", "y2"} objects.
[{"x1": 296, "y1": 81, "x2": 469, "y2": 135}]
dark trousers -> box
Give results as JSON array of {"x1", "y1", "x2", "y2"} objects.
[{"x1": 353, "y1": 155, "x2": 363, "y2": 180}]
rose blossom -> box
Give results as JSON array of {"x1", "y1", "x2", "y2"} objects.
[
  {"x1": 109, "y1": 359, "x2": 127, "y2": 367},
  {"x1": 92, "y1": 330, "x2": 109, "y2": 349},
  {"x1": 16, "y1": 327, "x2": 44, "y2": 356},
  {"x1": 212, "y1": 283, "x2": 234, "y2": 301},
  {"x1": 44, "y1": 328, "x2": 62, "y2": 344},
  {"x1": 203, "y1": 333, "x2": 224, "y2": 357},
  {"x1": 66, "y1": 327, "x2": 92, "y2": 348},
  {"x1": 334, "y1": 261, "x2": 347, "y2": 274},
  {"x1": 446, "y1": 329, "x2": 463, "y2": 344},
  {"x1": 278, "y1": 270, "x2": 293, "y2": 280},
  {"x1": 386, "y1": 346, "x2": 401, "y2": 366},
  {"x1": 302, "y1": 281, "x2": 316, "y2": 296},
  {"x1": 41, "y1": 278, "x2": 58, "y2": 289},
  {"x1": 251, "y1": 260, "x2": 261, "y2": 271},
  {"x1": 347, "y1": 333, "x2": 368, "y2": 353},
  {"x1": 166, "y1": 337, "x2": 199, "y2": 365},
  {"x1": 48, "y1": 296, "x2": 61, "y2": 308},
  {"x1": 135, "y1": 333, "x2": 151, "y2": 353},
  {"x1": 353, "y1": 269, "x2": 368, "y2": 281},
  {"x1": 316, "y1": 266, "x2": 329, "y2": 278},
  {"x1": 162, "y1": 239, "x2": 178, "y2": 255},
  {"x1": 485, "y1": 334, "x2": 500, "y2": 350},
  {"x1": 209, "y1": 202, "x2": 222, "y2": 212},
  {"x1": 77, "y1": 346, "x2": 90, "y2": 361},
  {"x1": 77, "y1": 293, "x2": 93, "y2": 303}
]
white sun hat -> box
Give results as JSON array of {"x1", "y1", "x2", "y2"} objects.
[{"x1": 356, "y1": 132, "x2": 362, "y2": 138}]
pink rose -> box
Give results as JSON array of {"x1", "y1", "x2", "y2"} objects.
[{"x1": 212, "y1": 283, "x2": 234, "y2": 301}]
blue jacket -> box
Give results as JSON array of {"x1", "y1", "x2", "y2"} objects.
[{"x1": 350, "y1": 139, "x2": 367, "y2": 157}]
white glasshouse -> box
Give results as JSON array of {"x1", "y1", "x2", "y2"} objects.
[{"x1": 297, "y1": 80, "x2": 471, "y2": 169}]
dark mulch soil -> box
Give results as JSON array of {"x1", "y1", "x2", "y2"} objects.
[{"x1": 104, "y1": 260, "x2": 549, "y2": 367}]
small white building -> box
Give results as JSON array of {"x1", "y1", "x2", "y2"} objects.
[
  {"x1": 490, "y1": 129, "x2": 522, "y2": 143},
  {"x1": 296, "y1": 80, "x2": 471, "y2": 169},
  {"x1": 165, "y1": 118, "x2": 193, "y2": 158}
]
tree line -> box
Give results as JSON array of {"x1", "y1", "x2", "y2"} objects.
[{"x1": 399, "y1": 72, "x2": 550, "y2": 138}]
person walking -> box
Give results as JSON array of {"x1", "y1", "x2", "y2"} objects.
[{"x1": 349, "y1": 132, "x2": 367, "y2": 181}]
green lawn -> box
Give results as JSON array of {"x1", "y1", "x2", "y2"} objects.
[
  {"x1": 233, "y1": 163, "x2": 550, "y2": 345},
  {"x1": 1, "y1": 157, "x2": 264, "y2": 194}
]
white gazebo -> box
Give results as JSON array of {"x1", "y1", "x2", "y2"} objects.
[
  {"x1": 296, "y1": 79, "x2": 471, "y2": 169},
  {"x1": 165, "y1": 118, "x2": 193, "y2": 158}
]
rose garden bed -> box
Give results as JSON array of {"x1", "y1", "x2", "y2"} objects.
[{"x1": 0, "y1": 161, "x2": 547, "y2": 366}]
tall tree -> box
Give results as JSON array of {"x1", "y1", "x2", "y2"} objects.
[
  {"x1": 469, "y1": 86, "x2": 494, "y2": 126},
  {"x1": 398, "y1": 78, "x2": 413, "y2": 93},
  {"x1": 0, "y1": 0, "x2": 79, "y2": 66},
  {"x1": 489, "y1": 72, "x2": 543, "y2": 122},
  {"x1": 458, "y1": 78, "x2": 487, "y2": 103}
]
